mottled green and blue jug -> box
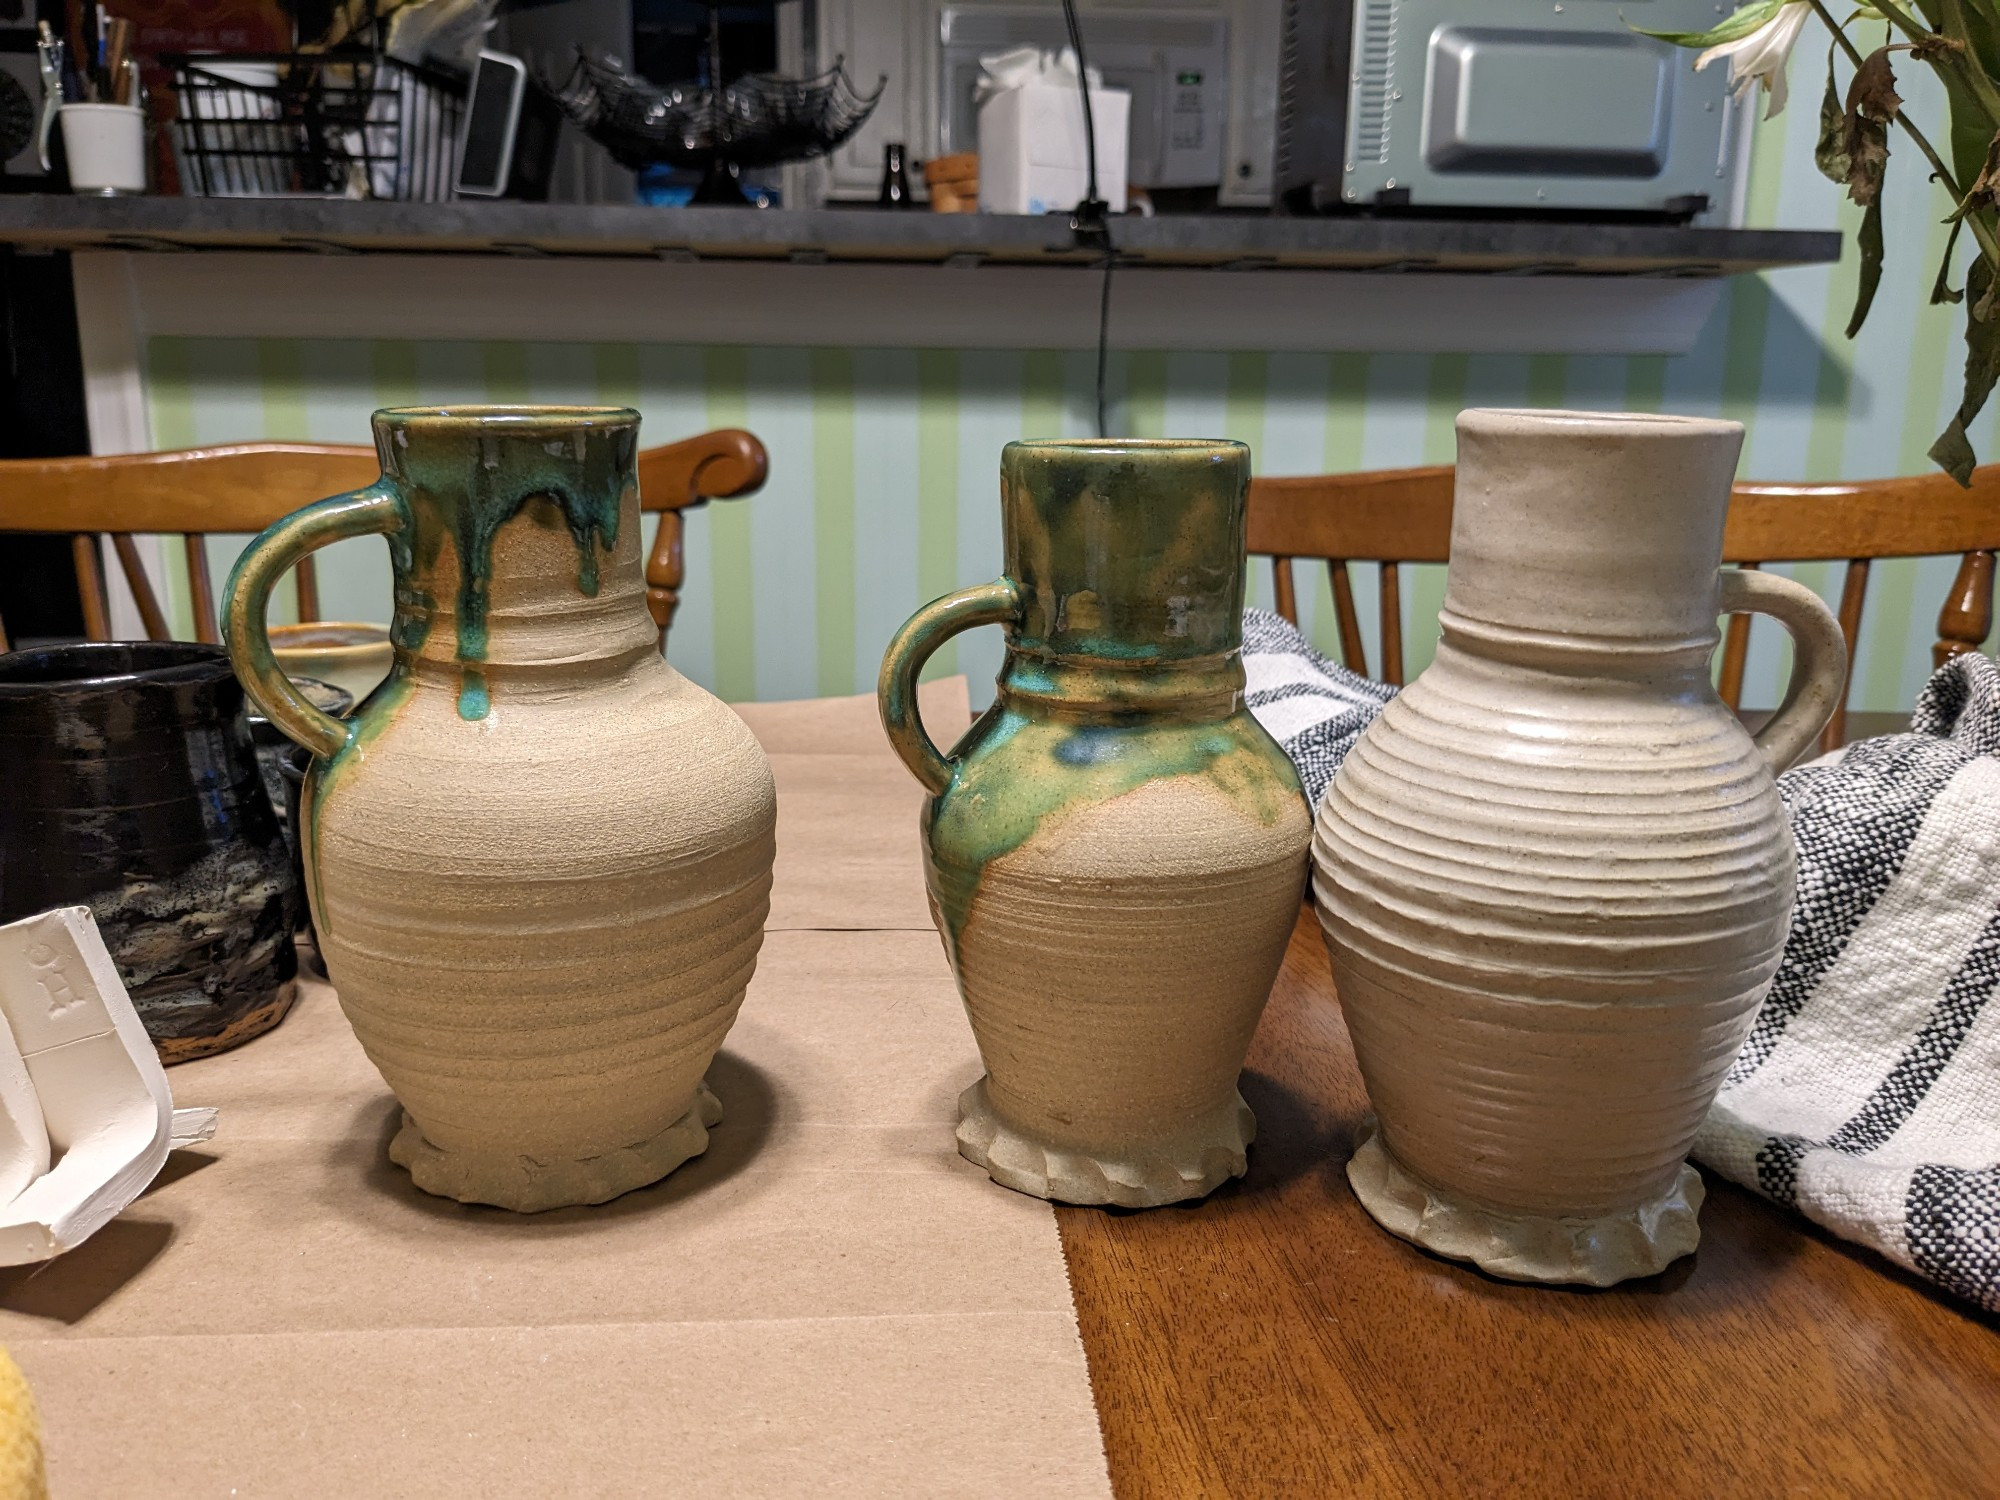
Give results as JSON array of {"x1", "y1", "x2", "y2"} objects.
[
  {"x1": 879, "y1": 439, "x2": 1312, "y2": 1207},
  {"x1": 222, "y1": 407, "x2": 777, "y2": 1212}
]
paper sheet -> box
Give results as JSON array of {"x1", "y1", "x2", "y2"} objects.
[{"x1": 0, "y1": 679, "x2": 1110, "y2": 1498}]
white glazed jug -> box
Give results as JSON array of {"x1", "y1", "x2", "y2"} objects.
[{"x1": 1312, "y1": 409, "x2": 1847, "y2": 1286}]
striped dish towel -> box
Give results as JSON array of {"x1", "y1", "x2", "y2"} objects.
[
  {"x1": 1694, "y1": 652, "x2": 2000, "y2": 1312},
  {"x1": 1240, "y1": 607, "x2": 1395, "y2": 810},
  {"x1": 1244, "y1": 608, "x2": 2000, "y2": 1312}
]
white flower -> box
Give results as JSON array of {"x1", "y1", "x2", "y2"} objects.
[{"x1": 1695, "y1": 0, "x2": 1813, "y2": 119}]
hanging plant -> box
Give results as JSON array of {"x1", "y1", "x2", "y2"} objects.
[{"x1": 1641, "y1": 1, "x2": 2000, "y2": 485}]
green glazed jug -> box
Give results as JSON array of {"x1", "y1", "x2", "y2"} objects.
[
  {"x1": 222, "y1": 406, "x2": 776, "y2": 1212},
  {"x1": 878, "y1": 439, "x2": 1312, "y2": 1207}
]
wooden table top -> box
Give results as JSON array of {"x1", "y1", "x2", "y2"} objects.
[{"x1": 1056, "y1": 907, "x2": 2000, "y2": 1499}]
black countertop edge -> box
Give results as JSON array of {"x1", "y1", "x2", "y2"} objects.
[{"x1": 0, "y1": 197, "x2": 1844, "y2": 273}]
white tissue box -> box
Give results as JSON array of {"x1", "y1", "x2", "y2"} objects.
[{"x1": 978, "y1": 75, "x2": 1129, "y2": 216}]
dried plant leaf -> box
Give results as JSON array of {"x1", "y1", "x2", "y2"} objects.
[
  {"x1": 1847, "y1": 199, "x2": 1887, "y2": 336},
  {"x1": 1930, "y1": 259, "x2": 2000, "y2": 487},
  {"x1": 1816, "y1": 54, "x2": 1853, "y2": 183},
  {"x1": 1840, "y1": 48, "x2": 1900, "y2": 207},
  {"x1": 1844, "y1": 116, "x2": 1891, "y2": 204},
  {"x1": 1848, "y1": 45, "x2": 1903, "y2": 122}
]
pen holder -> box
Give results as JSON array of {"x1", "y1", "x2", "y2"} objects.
[{"x1": 60, "y1": 103, "x2": 146, "y2": 195}]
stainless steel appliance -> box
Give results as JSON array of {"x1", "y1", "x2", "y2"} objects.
[{"x1": 1275, "y1": 0, "x2": 1750, "y2": 220}]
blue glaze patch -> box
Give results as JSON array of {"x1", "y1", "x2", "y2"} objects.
[{"x1": 1055, "y1": 728, "x2": 1127, "y2": 765}]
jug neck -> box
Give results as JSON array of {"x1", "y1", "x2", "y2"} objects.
[
  {"x1": 1000, "y1": 438, "x2": 1252, "y2": 665},
  {"x1": 1444, "y1": 409, "x2": 1743, "y2": 649},
  {"x1": 373, "y1": 406, "x2": 652, "y2": 715}
]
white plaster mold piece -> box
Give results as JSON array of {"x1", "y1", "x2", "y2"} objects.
[{"x1": 0, "y1": 906, "x2": 192, "y2": 1263}]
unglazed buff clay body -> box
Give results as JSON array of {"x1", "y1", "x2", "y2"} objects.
[{"x1": 225, "y1": 407, "x2": 776, "y2": 1212}]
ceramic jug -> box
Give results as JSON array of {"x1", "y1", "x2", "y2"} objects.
[
  {"x1": 223, "y1": 407, "x2": 777, "y2": 1212},
  {"x1": 0, "y1": 641, "x2": 300, "y2": 1061},
  {"x1": 1314, "y1": 409, "x2": 1847, "y2": 1285},
  {"x1": 879, "y1": 439, "x2": 1312, "y2": 1207}
]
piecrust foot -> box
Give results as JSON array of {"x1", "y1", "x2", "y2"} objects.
[
  {"x1": 955, "y1": 1075, "x2": 1253, "y2": 1208},
  {"x1": 1345, "y1": 1115, "x2": 1703, "y2": 1286},
  {"x1": 390, "y1": 1080, "x2": 724, "y2": 1213}
]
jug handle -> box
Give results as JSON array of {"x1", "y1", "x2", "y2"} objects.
[
  {"x1": 1718, "y1": 568, "x2": 1849, "y2": 775},
  {"x1": 878, "y1": 578, "x2": 1024, "y2": 795},
  {"x1": 222, "y1": 485, "x2": 403, "y2": 761}
]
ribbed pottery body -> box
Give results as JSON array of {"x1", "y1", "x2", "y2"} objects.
[
  {"x1": 891, "y1": 440, "x2": 1312, "y2": 1207},
  {"x1": 261, "y1": 409, "x2": 776, "y2": 1212},
  {"x1": 1314, "y1": 410, "x2": 1832, "y2": 1284}
]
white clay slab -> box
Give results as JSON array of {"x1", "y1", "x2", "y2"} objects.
[{"x1": 0, "y1": 907, "x2": 178, "y2": 1264}]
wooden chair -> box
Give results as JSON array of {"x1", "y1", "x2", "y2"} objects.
[
  {"x1": 0, "y1": 428, "x2": 769, "y2": 653},
  {"x1": 1249, "y1": 464, "x2": 2000, "y2": 755}
]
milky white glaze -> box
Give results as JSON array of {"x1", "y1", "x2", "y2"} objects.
[{"x1": 1314, "y1": 409, "x2": 1845, "y2": 1283}]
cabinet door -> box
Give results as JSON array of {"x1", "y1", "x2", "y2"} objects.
[{"x1": 817, "y1": 0, "x2": 936, "y2": 200}]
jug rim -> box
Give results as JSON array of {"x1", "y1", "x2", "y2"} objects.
[
  {"x1": 372, "y1": 404, "x2": 639, "y2": 430},
  {"x1": 1005, "y1": 437, "x2": 1247, "y2": 452},
  {"x1": 0, "y1": 640, "x2": 230, "y2": 693},
  {"x1": 1457, "y1": 408, "x2": 1743, "y2": 439}
]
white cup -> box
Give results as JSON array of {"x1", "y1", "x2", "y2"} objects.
[{"x1": 60, "y1": 104, "x2": 147, "y2": 195}]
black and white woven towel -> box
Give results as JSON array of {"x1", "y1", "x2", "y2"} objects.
[
  {"x1": 1239, "y1": 607, "x2": 1395, "y2": 810},
  {"x1": 1694, "y1": 652, "x2": 2000, "y2": 1312},
  {"x1": 1243, "y1": 608, "x2": 2000, "y2": 1312}
]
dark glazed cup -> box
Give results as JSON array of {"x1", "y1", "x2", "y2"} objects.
[{"x1": 0, "y1": 641, "x2": 301, "y2": 1062}]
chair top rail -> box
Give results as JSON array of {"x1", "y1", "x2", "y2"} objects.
[
  {"x1": 1247, "y1": 464, "x2": 2000, "y2": 566},
  {"x1": 0, "y1": 430, "x2": 769, "y2": 537}
]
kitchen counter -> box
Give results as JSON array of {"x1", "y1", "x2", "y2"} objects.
[{"x1": 0, "y1": 196, "x2": 1840, "y2": 274}]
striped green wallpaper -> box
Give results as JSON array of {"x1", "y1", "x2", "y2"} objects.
[{"x1": 146, "y1": 62, "x2": 1992, "y2": 712}]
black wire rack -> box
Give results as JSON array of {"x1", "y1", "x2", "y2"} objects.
[{"x1": 165, "y1": 51, "x2": 466, "y2": 200}]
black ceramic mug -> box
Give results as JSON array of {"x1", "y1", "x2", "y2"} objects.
[{"x1": 0, "y1": 641, "x2": 301, "y2": 1062}]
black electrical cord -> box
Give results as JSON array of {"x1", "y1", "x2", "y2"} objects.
[
  {"x1": 1094, "y1": 251, "x2": 1114, "y2": 440},
  {"x1": 1059, "y1": 0, "x2": 1114, "y2": 439},
  {"x1": 1059, "y1": 0, "x2": 1100, "y2": 211}
]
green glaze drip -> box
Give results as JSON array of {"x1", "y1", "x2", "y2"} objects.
[
  {"x1": 923, "y1": 699, "x2": 1304, "y2": 970},
  {"x1": 295, "y1": 408, "x2": 641, "y2": 933},
  {"x1": 383, "y1": 417, "x2": 633, "y2": 719},
  {"x1": 887, "y1": 439, "x2": 1307, "y2": 979},
  {"x1": 457, "y1": 666, "x2": 490, "y2": 721}
]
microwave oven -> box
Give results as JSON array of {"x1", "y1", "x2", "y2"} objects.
[{"x1": 1274, "y1": 0, "x2": 1750, "y2": 221}]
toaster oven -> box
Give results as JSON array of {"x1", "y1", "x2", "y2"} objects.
[{"x1": 1274, "y1": 0, "x2": 1751, "y2": 221}]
